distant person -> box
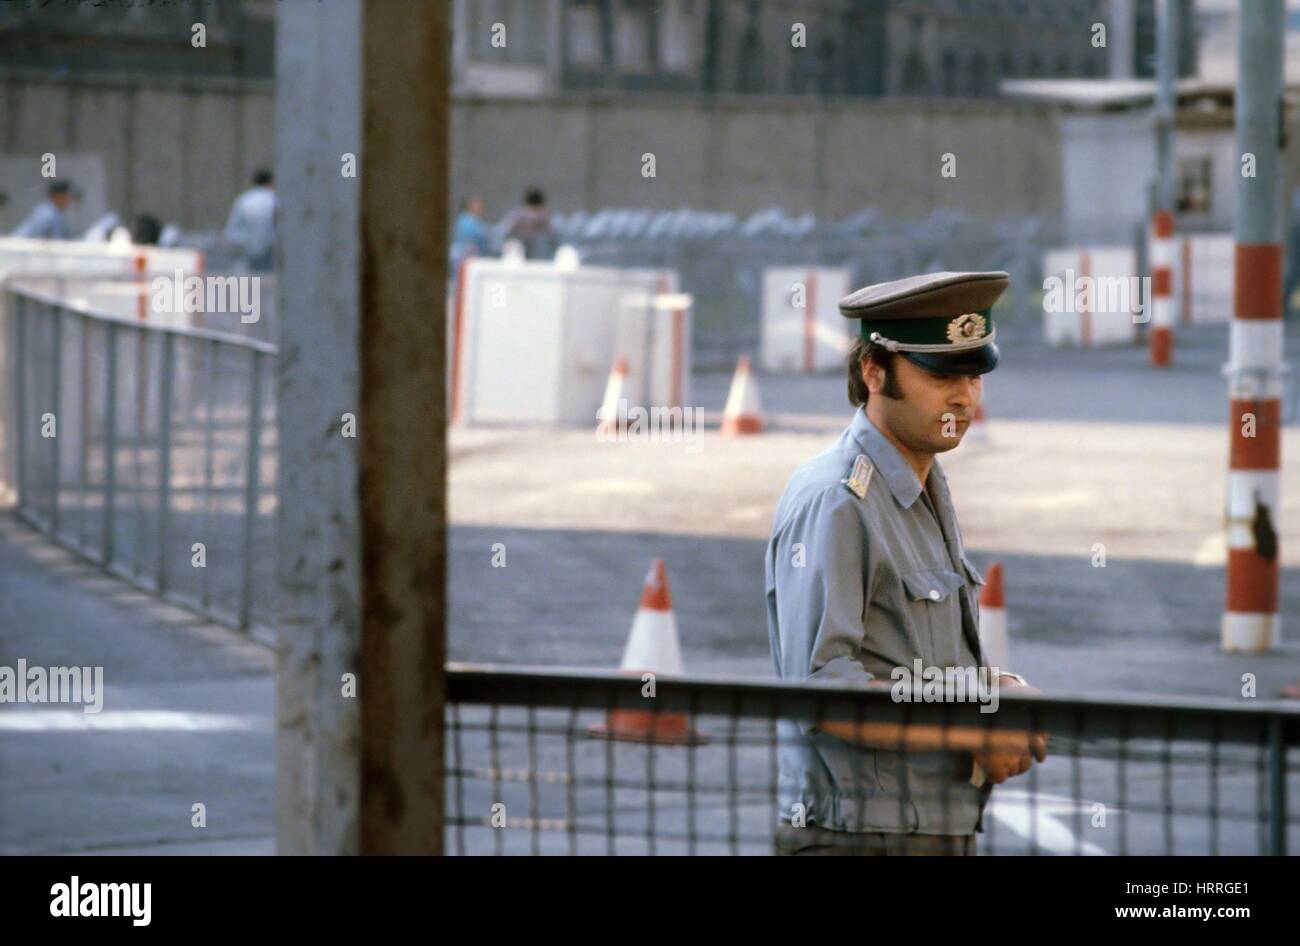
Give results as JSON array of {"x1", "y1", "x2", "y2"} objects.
[
  {"x1": 12, "y1": 180, "x2": 73, "y2": 239},
  {"x1": 450, "y1": 195, "x2": 492, "y2": 273},
  {"x1": 131, "y1": 214, "x2": 162, "y2": 246},
  {"x1": 499, "y1": 187, "x2": 558, "y2": 260},
  {"x1": 224, "y1": 168, "x2": 276, "y2": 272}
]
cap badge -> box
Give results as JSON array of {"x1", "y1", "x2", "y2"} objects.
[{"x1": 946, "y1": 312, "x2": 986, "y2": 344}]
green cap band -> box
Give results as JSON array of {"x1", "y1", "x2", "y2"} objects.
[{"x1": 859, "y1": 307, "x2": 995, "y2": 346}]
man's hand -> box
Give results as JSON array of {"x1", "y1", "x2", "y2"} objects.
[{"x1": 972, "y1": 675, "x2": 1049, "y2": 784}]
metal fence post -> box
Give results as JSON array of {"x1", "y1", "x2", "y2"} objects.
[
  {"x1": 14, "y1": 293, "x2": 27, "y2": 513},
  {"x1": 239, "y1": 348, "x2": 264, "y2": 630},
  {"x1": 1267, "y1": 714, "x2": 1288, "y2": 855},
  {"x1": 132, "y1": 327, "x2": 147, "y2": 577},
  {"x1": 102, "y1": 321, "x2": 118, "y2": 565},
  {"x1": 156, "y1": 332, "x2": 175, "y2": 594},
  {"x1": 49, "y1": 304, "x2": 62, "y2": 535},
  {"x1": 199, "y1": 338, "x2": 218, "y2": 610}
]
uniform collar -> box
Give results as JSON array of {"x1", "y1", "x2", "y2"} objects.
[{"x1": 848, "y1": 408, "x2": 944, "y2": 510}]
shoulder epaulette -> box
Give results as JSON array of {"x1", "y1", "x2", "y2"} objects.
[{"x1": 841, "y1": 454, "x2": 874, "y2": 499}]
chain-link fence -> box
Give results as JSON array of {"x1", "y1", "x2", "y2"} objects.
[
  {"x1": 551, "y1": 207, "x2": 1057, "y2": 368},
  {"x1": 446, "y1": 664, "x2": 1300, "y2": 856}
]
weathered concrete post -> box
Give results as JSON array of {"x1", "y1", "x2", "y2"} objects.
[{"x1": 276, "y1": 0, "x2": 447, "y2": 855}]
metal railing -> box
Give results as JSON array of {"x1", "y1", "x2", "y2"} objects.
[
  {"x1": 4, "y1": 283, "x2": 278, "y2": 637},
  {"x1": 446, "y1": 663, "x2": 1300, "y2": 856}
]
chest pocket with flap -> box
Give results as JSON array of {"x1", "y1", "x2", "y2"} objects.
[
  {"x1": 901, "y1": 568, "x2": 964, "y2": 603},
  {"x1": 900, "y1": 568, "x2": 965, "y2": 665}
]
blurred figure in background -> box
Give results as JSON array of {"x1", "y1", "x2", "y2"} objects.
[
  {"x1": 131, "y1": 213, "x2": 162, "y2": 246},
  {"x1": 499, "y1": 187, "x2": 558, "y2": 260},
  {"x1": 450, "y1": 195, "x2": 492, "y2": 272},
  {"x1": 224, "y1": 168, "x2": 276, "y2": 272},
  {"x1": 12, "y1": 180, "x2": 73, "y2": 239}
]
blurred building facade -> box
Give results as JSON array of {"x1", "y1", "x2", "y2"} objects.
[
  {"x1": 452, "y1": 0, "x2": 1196, "y2": 99},
  {"x1": 1196, "y1": 0, "x2": 1300, "y2": 85},
  {"x1": 0, "y1": 0, "x2": 1225, "y2": 235},
  {"x1": 0, "y1": 0, "x2": 274, "y2": 79}
]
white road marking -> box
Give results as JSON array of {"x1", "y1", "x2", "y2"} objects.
[
  {"x1": 986, "y1": 789, "x2": 1110, "y2": 855},
  {"x1": 0, "y1": 711, "x2": 267, "y2": 732},
  {"x1": 1193, "y1": 532, "x2": 1226, "y2": 566}
]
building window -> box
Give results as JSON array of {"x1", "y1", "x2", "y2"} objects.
[
  {"x1": 968, "y1": 52, "x2": 988, "y2": 96},
  {"x1": 658, "y1": 0, "x2": 696, "y2": 73},
  {"x1": 942, "y1": 49, "x2": 959, "y2": 96},
  {"x1": 1176, "y1": 156, "x2": 1213, "y2": 214},
  {"x1": 615, "y1": 0, "x2": 655, "y2": 74},
  {"x1": 470, "y1": 0, "x2": 548, "y2": 65},
  {"x1": 566, "y1": 0, "x2": 603, "y2": 68},
  {"x1": 901, "y1": 49, "x2": 930, "y2": 95}
]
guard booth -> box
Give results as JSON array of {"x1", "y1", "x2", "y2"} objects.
[{"x1": 450, "y1": 255, "x2": 685, "y2": 426}]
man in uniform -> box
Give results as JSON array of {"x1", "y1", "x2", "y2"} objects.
[{"x1": 765, "y1": 271, "x2": 1047, "y2": 856}]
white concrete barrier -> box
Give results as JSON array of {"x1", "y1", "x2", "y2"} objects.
[
  {"x1": 759, "y1": 266, "x2": 851, "y2": 372},
  {"x1": 0, "y1": 236, "x2": 201, "y2": 280},
  {"x1": 1041, "y1": 246, "x2": 1140, "y2": 347},
  {"x1": 450, "y1": 257, "x2": 684, "y2": 426},
  {"x1": 1179, "y1": 232, "x2": 1234, "y2": 325}
]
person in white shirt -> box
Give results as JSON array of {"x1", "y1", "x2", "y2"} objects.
[{"x1": 224, "y1": 168, "x2": 276, "y2": 272}]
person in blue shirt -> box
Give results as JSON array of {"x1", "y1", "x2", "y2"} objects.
[
  {"x1": 12, "y1": 180, "x2": 73, "y2": 240},
  {"x1": 450, "y1": 195, "x2": 493, "y2": 273}
]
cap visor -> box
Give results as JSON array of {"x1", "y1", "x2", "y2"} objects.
[{"x1": 900, "y1": 343, "x2": 1000, "y2": 376}]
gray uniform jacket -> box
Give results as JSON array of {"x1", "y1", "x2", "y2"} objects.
[{"x1": 764, "y1": 407, "x2": 994, "y2": 835}]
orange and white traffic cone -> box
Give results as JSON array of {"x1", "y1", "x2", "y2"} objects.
[
  {"x1": 978, "y1": 561, "x2": 1009, "y2": 673},
  {"x1": 721, "y1": 355, "x2": 764, "y2": 436},
  {"x1": 589, "y1": 559, "x2": 706, "y2": 745},
  {"x1": 596, "y1": 355, "x2": 629, "y2": 439}
]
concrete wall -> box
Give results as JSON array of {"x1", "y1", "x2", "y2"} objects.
[
  {"x1": 2, "y1": 72, "x2": 1064, "y2": 232},
  {"x1": 1, "y1": 71, "x2": 274, "y2": 232},
  {"x1": 451, "y1": 94, "x2": 1064, "y2": 223}
]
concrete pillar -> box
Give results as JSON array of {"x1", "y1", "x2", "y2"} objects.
[
  {"x1": 1224, "y1": 0, "x2": 1285, "y2": 653},
  {"x1": 1108, "y1": 0, "x2": 1136, "y2": 80},
  {"x1": 275, "y1": 0, "x2": 448, "y2": 855}
]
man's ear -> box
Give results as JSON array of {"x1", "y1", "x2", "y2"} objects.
[{"x1": 862, "y1": 355, "x2": 883, "y2": 395}]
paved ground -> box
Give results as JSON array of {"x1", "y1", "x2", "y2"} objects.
[
  {"x1": 4, "y1": 318, "x2": 1300, "y2": 854},
  {"x1": 0, "y1": 515, "x2": 274, "y2": 855},
  {"x1": 450, "y1": 321, "x2": 1300, "y2": 699}
]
